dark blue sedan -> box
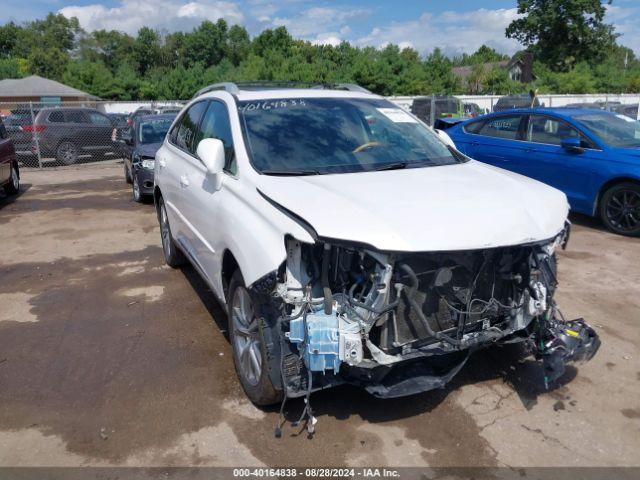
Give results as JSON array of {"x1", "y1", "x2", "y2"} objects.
[{"x1": 446, "y1": 108, "x2": 640, "y2": 236}]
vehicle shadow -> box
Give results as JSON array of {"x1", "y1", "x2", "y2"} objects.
[
  {"x1": 569, "y1": 211, "x2": 607, "y2": 233},
  {"x1": 181, "y1": 264, "x2": 230, "y2": 341},
  {"x1": 276, "y1": 345, "x2": 577, "y2": 426},
  {"x1": 0, "y1": 182, "x2": 32, "y2": 210},
  {"x1": 179, "y1": 263, "x2": 579, "y2": 425}
]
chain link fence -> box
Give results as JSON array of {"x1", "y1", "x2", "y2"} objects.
[{"x1": 0, "y1": 101, "x2": 185, "y2": 168}]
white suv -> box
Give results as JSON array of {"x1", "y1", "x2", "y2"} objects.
[{"x1": 153, "y1": 82, "x2": 599, "y2": 413}]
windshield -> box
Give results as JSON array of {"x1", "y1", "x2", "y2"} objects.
[
  {"x1": 574, "y1": 113, "x2": 640, "y2": 148},
  {"x1": 238, "y1": 97, "x2": 461, "y2": 175},
  {"x1": 138, "y1": 118, "x2": 173, "y2": 144}
]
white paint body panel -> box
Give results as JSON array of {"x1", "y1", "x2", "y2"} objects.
[
  {"x1": 155, "y1": 88, "x2": 569, "y2": 300},
  {"x1": 257, "y1": 160, "x2": 569, "y2": 252}
]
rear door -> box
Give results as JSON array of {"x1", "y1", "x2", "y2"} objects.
[
  {"x1": 63, "y1": 110, "x2": 91, "y2": 155},
  {"x1": 519, "y1": 114, "x2": 602, "y2": 212},
  {"x1": 86, "y1": 111, "x2": 114, "y2": 152},
  {"x1": 459, "y1": 114, "x2": 529, "y2": 174}
]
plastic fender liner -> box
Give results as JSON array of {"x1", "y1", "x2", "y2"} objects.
[{"x1": 363, "y1": 353, "x2": 470, "y2": 399}]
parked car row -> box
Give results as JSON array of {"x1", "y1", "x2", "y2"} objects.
[
  {"x1": 3, "y1": 83, "x2": 609, "y2": 426},
  {"x1": 410, "y1": 94, "x2": 639, "y2": 126}
]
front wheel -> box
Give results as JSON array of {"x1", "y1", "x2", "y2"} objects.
[
  {"x1": 132, "y1": 174, "x2": 143, "y2": 203},
  {"x1": 599, "y1": 182, "x2": 640, "y2": 237},
  {"x1": 158, "y1": 196, "x2": 186, "y2": 267},
  {"x1": 228, "y1": 270, "x2": 283, "y2": 406},
  {"x1": 3, "y1": 163, "x2": 19, "y2": 195}
]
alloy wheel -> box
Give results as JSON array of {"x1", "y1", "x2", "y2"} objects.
[
  {"x1": 232, "y1": 287, "x2": 262, "y2": 386},
  {"x1": 58, "y1": 142, "x2": 78, "y2": 165},
  {"x1": 160, "y1": 201, "x2": 172, "y2": 256},
  {"x1": 605, "y1": 189, "x2": 640, "y2": 233},
  {"x1": 133, "y1": 176, "x2": 141, "y2": 201}
]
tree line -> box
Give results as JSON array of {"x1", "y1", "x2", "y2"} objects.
[{"x1": 0, "y1": 0, "x2": 638, "y2": 100}]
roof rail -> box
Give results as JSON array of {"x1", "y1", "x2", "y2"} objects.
[
  {"x1": 192, "y1": 81, "x2": 372, "y2": 98},
  {"x1": 192, "y1": 82, "x2": 239, "y2": 98},
  {"x1": 333, "y1": 83, "x2": 372, "y2": 93}
]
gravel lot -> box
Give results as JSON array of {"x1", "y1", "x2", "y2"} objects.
[{"x1": 0, "y1": 162, "x2": 638, "y2": 468}]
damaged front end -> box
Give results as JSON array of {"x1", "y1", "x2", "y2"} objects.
[{"x1": 253, "y1": 223, "x2": 599, "y2": 419}]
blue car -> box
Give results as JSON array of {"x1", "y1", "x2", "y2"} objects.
[{"x1": 446, "y1": 108, "x2": 640, "y2": 236}]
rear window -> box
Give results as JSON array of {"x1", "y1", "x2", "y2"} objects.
[
  {"x1": 49, "y1": 111, "x2": 64, "y2": 123},
  {"x1": 65, "y1": 111, "x2": 87, "y2": 123},
  {"x1": 475, "y1": 115, "x2": 523, "y2": 140},
  {"x1": 463, "y1": 120, "x2": 485, "y2": 134},
  {"x1": 6, "y1": 113, "x2": 33, "y2": 126}
]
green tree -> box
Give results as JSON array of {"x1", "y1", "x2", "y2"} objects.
[
  {"x1": 27, "y1": 47, "x2": 69, "y2": 80},
  {"x1": 506, "y1": 0, "x2": 617, "y2": 71},
  {"x1": 134, "y1": 27, "x2": 161, "y2": 75},
  {"x1": 227, "y1": 25, "x2": 250, "y2": 66}
]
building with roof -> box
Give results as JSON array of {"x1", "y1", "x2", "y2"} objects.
[
  {"x1": 0, "y1": 75, "x2": 99, "y2": 106},
  {"x1": 453, "y1": 53, "x2": 534, "y2": 93}
]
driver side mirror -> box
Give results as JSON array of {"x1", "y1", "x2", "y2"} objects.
[
  {"x1": 197, "y1": 138, "x2": 226, "y2": 189},
  {"x1": 561, "y1": 137, "x2": 583, "y2": 153}
]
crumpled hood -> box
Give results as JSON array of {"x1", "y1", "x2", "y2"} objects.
[
  {"x1": 257, "y1": 160, "x2": 569, "y2": 251},
  {"x1": 134, "y1": 142, "x2": 162, "y2": 158}
]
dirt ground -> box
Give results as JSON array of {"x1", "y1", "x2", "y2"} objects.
[{"x1": 0, "y1": 162, "x2": 638, "y2": 468}]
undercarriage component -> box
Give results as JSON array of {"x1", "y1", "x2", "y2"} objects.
[
  {"x1": 534, "y1": 317, "x2": 601, "y2": 387},
  {"x1": 270, "y1": 222, "x2": 597, "y2": 402}
]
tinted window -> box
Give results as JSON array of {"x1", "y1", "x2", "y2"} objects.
[
  {"x1": 526, "y1": 115, "x2": 581, "y2": 146},
  {"x1": 0, "y1": 120, "x2": 6, "y2": 139},
  {"x1": 89, "y1": 112, "x2": 111, "y2": 126},
  {"x1": 6, "y1": 113, "x2": 33, "y2": 126},
  {"x1": 463, "y1": 120, "x2": 485, "y2": 134},
  {"x1": 238, "y1": 97, "x2": 461, "y2": 175},
  {"x1": 170, "y1": 102, "x2": 207, "y2": 153},
  {"x1": 197, "y1": 101, "x2": 236, "y2": 174},
  {"x1": 575, "y1": 113, "x2": 640, "y2": 148},
  {"x1": 65, "y1": 111, "x2": 87, "y2": 123},
  {"x1": 477, "y1": 115, "x2": 523, "y2": 140},
  {"x1": 48, "y1": 111, "x2": 64, "y2": 123}
]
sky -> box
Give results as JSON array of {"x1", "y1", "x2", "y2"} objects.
[{"x1": 1, "y1": 0, "x2": 639, "y2": 58}]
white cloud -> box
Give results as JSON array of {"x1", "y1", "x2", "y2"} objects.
[
  {"x1": 311, "y1": 34, "x2": 342, "y2": 47},
  {"x1": 272, "y1": 6, "x2": 371, "y2": 39},
  {"x1": 356, "y1": 8, "x2": 522, "y2": 57},
  {"x1": 59, "y1": 0, "x2": 244, "y2": 34},
  {"x1": 606, "y1": 4, "x2": 640, "y2": 55}
]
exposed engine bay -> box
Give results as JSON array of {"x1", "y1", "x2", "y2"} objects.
[{"x1": 249, "y1": 223, "x2": 599, "y2": 434}]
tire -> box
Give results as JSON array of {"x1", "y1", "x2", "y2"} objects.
[
  {"x1": 3, "y1": 163, "x2": 19, "y2": 195},
  {"x1": 157, "y1": 195, "x2": 186, "y2": 267},
  {"x1": 599, "y1": 182, "x2": 640, "y2": 237},
  {"x1": 132, "y1": 173, "x2": 143, "y2": 203},
  {"x1": 56, "y1": 141, "x2": 79, "y2": 166},
  {"x1": 228, "y1": 270, "x2": 283, "y2": 406},
  {"x1": 124, "y1": 163, "x2": 133, "y2": 184}
]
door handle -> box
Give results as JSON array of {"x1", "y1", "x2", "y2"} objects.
[
  {"x1": 179, "y1": 175, "x2": 189, "y2": 188},
  {"x1": 524, "y1": 147, "x2": 537, "y2": 153}
]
